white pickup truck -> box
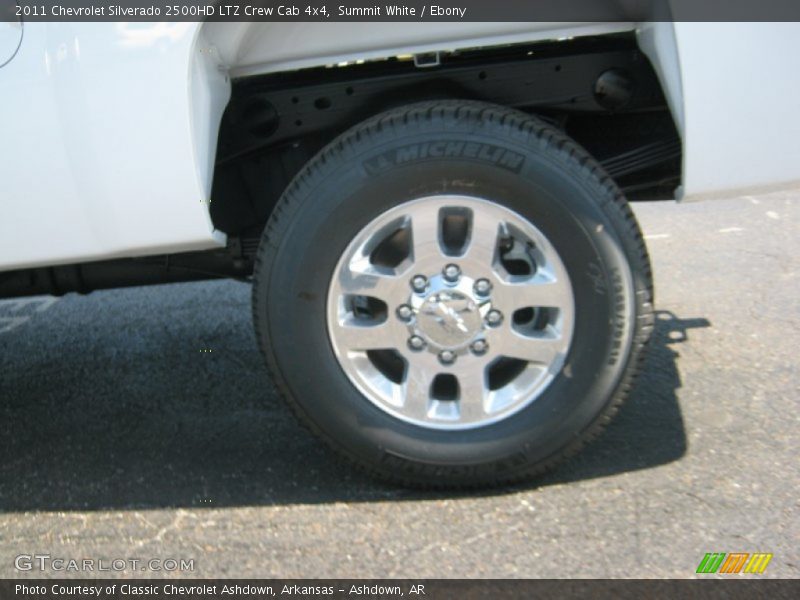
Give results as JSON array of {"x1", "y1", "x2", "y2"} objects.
[{"x1": 2, "y1": 19, "x2": 798, "y2": 487}]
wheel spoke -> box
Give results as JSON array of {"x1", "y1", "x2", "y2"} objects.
[
  {"x1": 491, "y1": 330, "x2": 567, "y2": 366},
  {"x1": 402, "y1": 362, "x2": 435, "y2": 420},
  {"x1": 337, "y1": 267, "x2": 401, "y2": 303},
  {"x1": 461, "y1": 215, "x2": 502, "y2": 268},
  {"x1": 493, "y1": 272, "x2": 571, "y2": 311},
  {"x1": 410, "y1": 203, "x2": 445, "y2": 265},
  {"x1": 456, "y1": 366, "x2": 489, "y2": 422},
  {"x1": 332, "y1": 318, "x2": 401, "y2": 352}
]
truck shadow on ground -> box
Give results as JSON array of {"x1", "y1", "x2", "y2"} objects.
[{"x1": 0, "y1": 295, "x2": 710, "y2": 511}]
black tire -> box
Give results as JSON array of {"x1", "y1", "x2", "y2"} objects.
[{"x1": 252, "y1": 101, "x2": 654, "y2": 488}]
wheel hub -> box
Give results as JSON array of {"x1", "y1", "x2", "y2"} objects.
[
  {"x1": 418, "y1": 290, "x2": 481, "y2": 348},
  {"x1": 410, "y1": 275, "x2": 486, "y2": 350}
]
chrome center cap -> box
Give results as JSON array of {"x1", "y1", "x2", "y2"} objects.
[{"x1": 417, "y1": 290, "x2": 483, "y2": 349}]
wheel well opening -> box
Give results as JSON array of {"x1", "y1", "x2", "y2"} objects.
[{"x1": 209, "y1": 33, "x2": 681, "y2": 253}]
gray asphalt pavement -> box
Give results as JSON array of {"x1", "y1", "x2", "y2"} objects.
[{"x1": 0, "y1": 191, "x2": 798, "y2": 578}]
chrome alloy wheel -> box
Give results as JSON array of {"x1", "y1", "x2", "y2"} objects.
[{"x1": 326, "y1": 195, "x2": 575, "y2": 430}]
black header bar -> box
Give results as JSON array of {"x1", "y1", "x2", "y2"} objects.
[{"x1": 4, "y1": 0, "x2": 800, "y2": 23}]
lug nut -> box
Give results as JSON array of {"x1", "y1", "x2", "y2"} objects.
[
  {"x1": 470, "y1": 339, "x2": 488, "y2": 355},
  {"x1": 438, "y1": 350, "x2": 456, "y2": 365},
  {"x1": 486, "y1": 310, "x2": 504, "y2": 327},
  {"x1": 396, "y1": 304, "x2": 413, "y2": 321},
  {"x1": 474, "y1": 278, "x2": 492, "y2": 296},
  {"x1": 408, "y1": 335, "x2": 426, "y2": 351},
  {"x1": 410, "y1": 274, "x2": 428, "y2": 293},
  {"x1": 443, "y1": 263, "x2": 461, "y2": 282}
]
